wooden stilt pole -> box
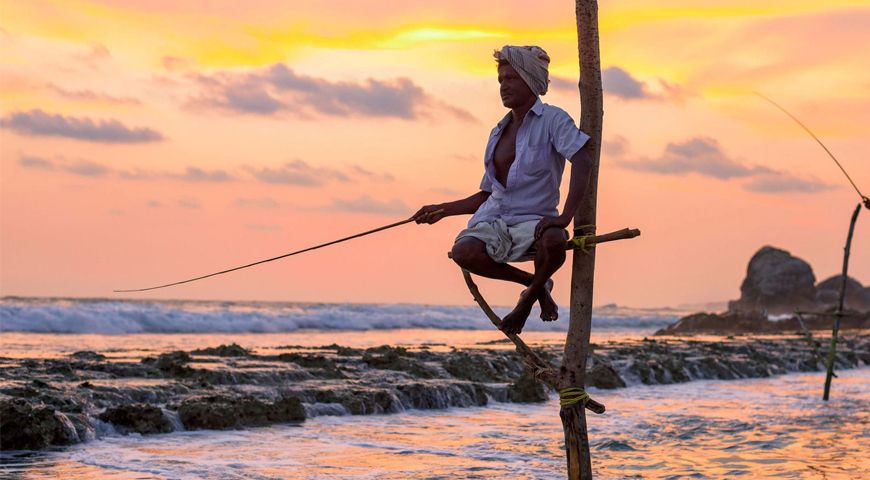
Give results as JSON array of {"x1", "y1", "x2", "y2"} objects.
[
  {"x1": 561, "y1": 1, "x2": 603, "y2": 478},
  {"x1": 794, "y1": 311, "x2": 823, "y2": 368},
  {"x1": 823, "y1": 203, "x2": 862, "y2": 400}
]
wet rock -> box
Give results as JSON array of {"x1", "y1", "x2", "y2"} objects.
[
  {"x1": 444, "y1": 351, "x2": 519, "y2": 383},
  {"x1": 396, "y1": 382, "x2": 488, "y2": 409},
  {"x1": 70, "y1": 351, "x2": 107, "y2": 361},
  {"x1": 816, "y1": 275, "x2": 870, "y2": 312},
  {"x1": 148, "y1": 351, "x2": 194, "y2": 377},
  {"x1": 44, "y1": 361, "x2": 76, "y2": 378},
  {"x1": 656, "y1": 310, "x2": 869, "y2": 335},
  {"x1": 656, "y1": 311, "x2": 767, "y2": 335},
  {"x1": 508, "y1": 372, "x2": 548, "y2": 403},
  {"x1": 178, "y1": 394, "x2": 304, "y2": 430},
  {"x1": 31, "y1": 379, "x2": 56, "y2": 390},
  {"x1": 362, "y1": 349, "x2": 436, "y2": 379},
  {"x1": 365, "y1": 345, "x2": 409, "y2": 355},
  {"x1": 309, "y1": 388, "x2": 401, "y2": 415},
  {"x1": 728, "y1": 246, "x2": 817, "y2": 314},
  {"x1": 99, "y1": 404, "x2": 173, "y2": 434},
  {"x1": 190, "y1": 343, "x2": 251, "y2": 357},
  {"x1": 66, "y1": 412, "x2": 96, "y2": 443},
  {"x1": 277, "y1": 353, "x2": 345, "y2": 379},
  {"x1": 0, "y1": 384, "x2": 41, "y2": 398},
  {"x1": 0, "y1": 399, "x2": 78, "y2": 450},
  {"x1": 585, "y1": 362, "x2": 626, "y2": 389},
  {"x1": 320, "y1": 344, "x2": 364, "y2": 356}
]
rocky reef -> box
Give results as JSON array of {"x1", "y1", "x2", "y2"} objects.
[
  {"x1": 2, "y1": 334, "x2": 867, "y2": 451},
  {"x1": 656, "y1": 310, "x2": 870, "y2": 335}
]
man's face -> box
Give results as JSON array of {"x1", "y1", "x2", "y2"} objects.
[{"x1": 498, "y1": 63, "x2": 535, "y2": 109}]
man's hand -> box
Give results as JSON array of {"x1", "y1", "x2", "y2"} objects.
[
  {"x1": 535, "y1": 215, "x2": 570, "y2": 239},
  {"x1": 413, "y1": 204, "x2": 447, "y2": 224}
]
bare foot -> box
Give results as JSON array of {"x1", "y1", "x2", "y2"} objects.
[
  {"x1": 501, "y1": 290, "x2": 536, "y2": 335},
  {"x1": 537, "y1": 279, "x2": 558, "y2": 322}
]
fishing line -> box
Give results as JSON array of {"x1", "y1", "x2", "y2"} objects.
[
  {"x1": 115, "y1": 210, "x2": 442, "y2": 293},
  {"x1": 755, "y1": 92, "x2": 867, "y2": 204}
]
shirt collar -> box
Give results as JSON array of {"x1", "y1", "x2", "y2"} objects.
[
  {"x1": 495, "y1": 97, "x2": 543, "y2": 132},
  {"x1": 530, "y1": 97, "x2": 544, "y2": 116}
]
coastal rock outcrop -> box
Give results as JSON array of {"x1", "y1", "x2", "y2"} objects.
[
  {"x1": 655, "y1": 310, "x2": 870, "y2": 335},
  {"x1": 728, "y1": 246, "x2": 817, "y2": 314},
  {"x1": 816, "y1": 275, "x2": 870, "y2": 311}
]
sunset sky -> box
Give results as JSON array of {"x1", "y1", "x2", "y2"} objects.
[{"x1": 1, "y1": 0, "x2": 868, "y2": 308}]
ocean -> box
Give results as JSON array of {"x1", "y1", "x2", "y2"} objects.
[{"x1": 1, "y1": 297, "x2": 867, "y2": 479}]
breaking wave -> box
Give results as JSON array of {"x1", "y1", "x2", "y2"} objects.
[{"x1": 0, "y1": 297, "x2": 678, "y2": 334}]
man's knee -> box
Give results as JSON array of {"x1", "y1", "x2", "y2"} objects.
[
  {"x1": 538, "y1": 228, "x2": 567, "y2": 253},
  {"x1": 451, "y1": 238, "x2": 488, "y2": 268}
]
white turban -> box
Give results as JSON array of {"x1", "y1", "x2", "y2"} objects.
[{"x1": 494, "y1": 45, "x2": 551, "y2": 96}]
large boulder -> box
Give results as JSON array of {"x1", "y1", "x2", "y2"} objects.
[
  {"x1": 729, "y1": 246, "x2": 817, "y2": 314},
  {"x1": 816, "y1": 275, "x2": 870, "y2": 312},
  {"x1": 0, "y1": 399, "x2": 79, "y2": 450}
]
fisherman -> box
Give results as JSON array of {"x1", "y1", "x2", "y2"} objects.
[{"x1": 414, "y1": 45, "x2": 594, "y2": 335}]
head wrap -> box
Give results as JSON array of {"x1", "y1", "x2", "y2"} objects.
[{"x1": 494, "y1": 45, "x2": 550, "y2": 96}]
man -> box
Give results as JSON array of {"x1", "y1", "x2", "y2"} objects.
[{"x1": 414, "y1": 45, "x2": 593, "y2": 335}]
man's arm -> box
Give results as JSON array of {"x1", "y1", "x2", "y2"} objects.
[
  {"x1": 413, "y1": 190, "x2": 491, "y2": 224},
  {"x1": 534, "y1": 144, "x2": 593, "y2": 238}
]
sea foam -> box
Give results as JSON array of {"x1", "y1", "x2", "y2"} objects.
[{"x1": 0, "y1": 297, "x2": 678, "y2": 334}]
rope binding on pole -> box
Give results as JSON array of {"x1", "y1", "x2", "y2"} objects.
[{"x1": 559, "y1": 386, "x2": 590, "y2": 408}]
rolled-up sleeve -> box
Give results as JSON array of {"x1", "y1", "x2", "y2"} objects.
[{"x1": 550, "y1": 110, "x2": 590, "y2": 162}]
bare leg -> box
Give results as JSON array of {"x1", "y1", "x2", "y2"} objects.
[
  {"x1": 533, "y1": 255, "x2": 559, "y2": 322},
  {"x1": 451, "y1": 237, "x2": 533, "y2": 285},
  {"x1": 452, "y1": 238, "x2": 557, "y2": 317},
  {"x1": 501, "y1": 228, "x2": 567, "y2": 334}
]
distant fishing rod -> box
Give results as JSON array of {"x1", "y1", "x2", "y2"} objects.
[
  {"x1": 755, "y1": 92, "x2": 868, "y2": 209},
  {"x1": 114, "y1": 210, "x2": 443, "y2": 293}
]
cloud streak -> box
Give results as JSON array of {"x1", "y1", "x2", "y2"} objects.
[
  {"x1": 330, "y1": 195, "x2": 409, "y2": 215},
  {"x1": 616, "y1": 136, "x2": 837, "y2": 193},
  {"x1": 246, "y1": 159, "x2": 349, "y2": 186},
  {"x1": 602, "y1": 67, "x2": 648, "y2": 99},
  {"x1": 176, "y1": 166, "x2": 234, "y2": 182},
  {"x1": 552, "y1": 66, "x2": 682, "y2": 101},
  {"x1": 618, "y1": 137, "x2": 754, "y2": 179},
  {"x1": 17, "y1": 154, "x2": 233, "y2": 183},
  {"x1": 48, "y1": 85, "x2": 141, "y2": 106},
  {"x1": 18, "y1": 155, "x2": 55, "y2": 170},
  {"x1": 17, "y1": 153, "x2": 394, "y2": 189},
  {"x1": 1, "y1": 109, "x2": 163, "y2": 143},
  {"x1": 187, "y1": 63, "x2": 475, "y2": 121},
  {"x1": 235, "y1": 197, "x2": 279, "y2": 209}
]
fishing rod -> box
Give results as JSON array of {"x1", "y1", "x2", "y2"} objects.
[
  {"x1": 114, "y1": 209, "x2": 443, "y2": 293},
  {"x1": 755, "y1": 92, "x2": 868, "y2": 209}
]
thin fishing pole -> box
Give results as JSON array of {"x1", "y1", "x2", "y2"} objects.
[
  {"x1": 755, "y1": 92, "x2": 867, "y2": 202},
  {"x1": 114, "y1": 210, "x2": 442, "y2": 293}
]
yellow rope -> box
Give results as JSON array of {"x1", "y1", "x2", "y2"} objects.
[
  {"x1": 570, "y1": 224, "x2": 596, "y2": 254},
  {"x1": 559, "y1": 387, "x2": 590, "y2": 407}
]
